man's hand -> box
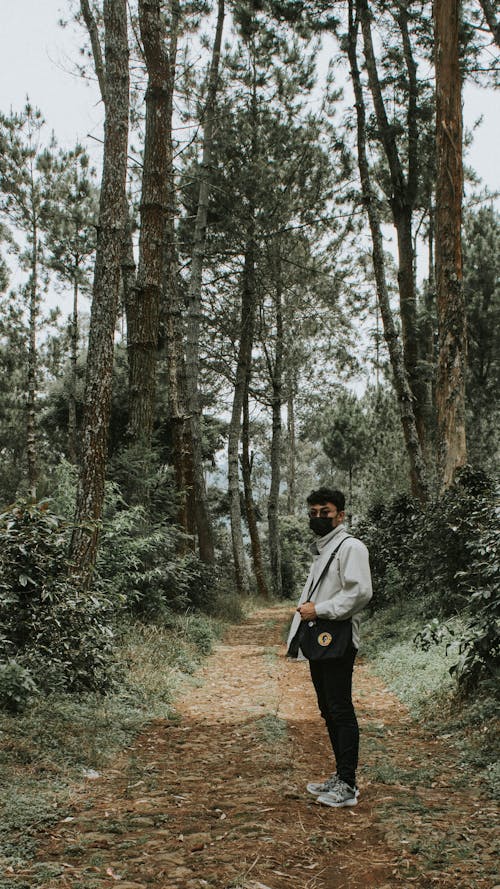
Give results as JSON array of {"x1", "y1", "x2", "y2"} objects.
[{"x1": 297, "y1": 602, "x2": 317, "y2": 621}]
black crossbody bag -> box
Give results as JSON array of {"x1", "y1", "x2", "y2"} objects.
[{"x1": 287, "y1": 536, "x2": 353, "y2": 661}]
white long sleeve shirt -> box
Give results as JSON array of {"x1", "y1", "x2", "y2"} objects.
[{"x1": 286, "y1": 524, "x2": 373, "y2": 654}]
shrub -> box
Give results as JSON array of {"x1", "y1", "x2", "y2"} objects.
[
  {"x1": 0, "y1": 660, "x2": 38, "y2": 713},
  {"x1": 452, "y1": 486, "x2": 500, "y2": 692},
  {"x1": 360, "y1": 467, "x2": 499, "y2": 692},
  {"x1": 96, "y1": 502, "x2": 179, "y2": 619},
  {"x1": 96, "y1": 497, "x2": 224, "y2": 620},
  {"x1": 279, "y1": 515, "x2": 311, "y2": 600},
  {"x1": 355, "y1": 494, "x2": 422, "y2": 609},
  {"x1": 0, "y1": 499, "x2": 117, "y2": 704},
  {"x1": 181, "y1": 613, "x2": 219, "y2": 655},
  {"x1": 178, "y1": 551, "x2": 220, "y2": 615}
]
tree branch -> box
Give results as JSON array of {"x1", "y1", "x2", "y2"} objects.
[{"x1": 80, "y1": 0, "x2": 106, "y2": 102}]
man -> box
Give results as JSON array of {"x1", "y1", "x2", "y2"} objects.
[{"x1": 286, "y1": 487, "x2": 372, "y2": 808}]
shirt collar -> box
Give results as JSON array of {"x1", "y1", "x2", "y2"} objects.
[{"x1": 310, "y1": 523, "x2": 345, "y2": 554}]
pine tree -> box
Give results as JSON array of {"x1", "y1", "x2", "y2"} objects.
[
  {"x1": 70, "y1": 0, "x2": 130, "y2": 582},
  {"x1": 463, "y1": 206, "x2": 499, "y2": 471},
  {"x1": 41, "y1": 145, "x2": 98, "y2": 463},
  {"x1": 344, "y1": 0, "x2": 429, "y2": 501},
  {"x1": 434, "y1": 0, "x2": 467, "y2": 488},
  {"x1": 126, "y1": 0, "x2": 172, "y2": 448},
  {"x1": 0, "y1": 105, "x2": 57, "y2": 498},
  {"x1": 183, "y1": 0, "x2": 225, "y2": 564}
]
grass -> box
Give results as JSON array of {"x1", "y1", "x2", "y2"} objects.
[
  {"x1": 255, "y1": 713, "x2": 288, "y2": 743},
  {"x1": 359, "y1": 605, "x2": 498, "y2": 889},
  {"x1": 0, "y1": 609, "x2": 227, "y2": 873},
  {"x1": 361, "y1": 604, "x2": 461, "y2": 713},
  {"x1": 361, "y1": 601, "x2": 499, "y2": 799}
]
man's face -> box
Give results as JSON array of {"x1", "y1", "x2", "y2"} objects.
[{"x1": 308, "y1": 502, "x2": 345, "y2": 531}]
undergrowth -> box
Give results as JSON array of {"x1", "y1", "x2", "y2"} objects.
[
  {"x1": 361, "y1": 604, "x2": 460, "y2": 712},
  {"x1": 362, "y1": 603, "x2": 499, "y2": 797},
  {"x1": 0, "y1": 609, "x2": 228, "y2": 873}
]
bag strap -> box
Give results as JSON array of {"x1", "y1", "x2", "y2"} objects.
[{"x1": 305, "y1": 535, "x2": 352, "y2": 603}]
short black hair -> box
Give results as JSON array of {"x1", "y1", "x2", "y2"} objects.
[{"x1": 307, "y1": 487, "x2": 345, "y2": 512}]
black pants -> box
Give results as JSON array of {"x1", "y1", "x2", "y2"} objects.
[{"x1": 309, "y1": 646, "x2": 359, "y2": 788}]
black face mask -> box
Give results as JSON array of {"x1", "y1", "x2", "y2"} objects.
[{"x1": 309, "y1": 516, "x2": 334, "y2": 537}]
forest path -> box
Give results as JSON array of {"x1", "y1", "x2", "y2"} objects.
[{"x1": 18, "y1": 605, "x2": 497, "y2": 889}]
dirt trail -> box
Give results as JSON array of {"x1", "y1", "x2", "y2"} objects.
[{"x1": 8, "y1": 605, "x2": 498, "y2": 889}]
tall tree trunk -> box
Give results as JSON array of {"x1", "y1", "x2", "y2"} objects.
[
  {"x1": 82, "y1": 0, "x2": 138, "y2": 458},
  {"x1": 241, "y1": 373, "x2": 269, "y2": 598},
  {"x1": 286, "y1": 381, "x2": 296, "y2": 515},
  {"x1": 122, "y1": 213, "x2": 137, "y2": 345},
  {"x1": 26, "y1": 223, "x2": 38, "y2": 499},
  {"x1": 68, "y1": 273, "x2": 79, "y2": 464},
  {"x1": 420, "y1": 204, "x2": 437, "y2": 470},
  {"x1": 267, "y1": 242, "x2": 283, "y2": 599},
  {"x1": 127, "y1": 0, "x2": 170, "y2": 446},
  {"x1": 347, "y1": 465, "x2": 353, "y2": 525},
  {"x1": 184, "y1": 0, "x2": 225, "y2": 562},
  {"x1": 434, "y1": 0, "x2": 467, "y2": 489},
  {"x1": 71, "y1": 0, "x2": 129, "y2": 581},
  {"x1": 227, "y1": 236, "x2": 256, "y2": 595},
  {"x1": 161, "y1": 0, "x2": 190, "y2": 535},
  {"x1": 358, "y1": 0, "x2": 427, "y2": 452},
  {"x1": 347, "y1": 0, "x2": 429, "y2": 502}
]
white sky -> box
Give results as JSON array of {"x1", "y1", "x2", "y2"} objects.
[{"x1": 1, "y1": 1, "x2": 104, "y2": 163}]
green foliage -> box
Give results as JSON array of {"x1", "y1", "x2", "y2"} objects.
[
  {"x1": 358, "y1": 468, "x2": 499, "y2": 692},
  {"x1": 363, "y1": 602, "x2": 498, "y2": 796},
  {"x1": 0, "y1": 499, "x2": 117, "y2": 706},
  {"x1": 322, "y1": 389, "x2": 369, "y2": 475},
  {"x1": 362, "y1": 604, "x2": 458, "y2": 712},
  {"x1": 279, "y1": 514, "x2": 310, "y2": 599},
  {"x1": 450, "y1": 508, "x2": 500, "y2": 693},
  {"x1": 356, "y1": 493, "x2": 420, "y2": 609},
  {"x1": 0, "y1": 292, "x2": 27, "y2": 502},
  {"x1": 96, "y1": 496, "x2": 222, "y2": 620},
  {"x1": 50, "y1": 463, "x2": 232, "y2": 622},
  {"x1": 0, "y1": 661, "x2": 38, "y2": 714},
  {"x1": 41, "y1": 144, "x2": 98, "y2": 291},
  {"x1": 178, "y1": 612, "x2": 219, "y2": 656},
  {"x1": 177, "y1": 551, "x2": 222, "y2": 615},
  {"x1": 299, "y1": 386, "x2": 410, "y2": 517},
  {"x1": 463, "y1": 207, "x2": 500, "y2": 475}
]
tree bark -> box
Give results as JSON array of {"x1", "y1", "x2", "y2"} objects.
[
  {"x1": 26, "y1": 220, "x2": 38, "y2": 499},
  {"x1": 161, "y1": 0, "x2": 191, "y2": 536},
  {"x1": 68, "y1": 273, "x2": 79, "y2": 464},
  {"x1": 127, "y1": 0, "x2": 170, "y2": 446},
  {"x1": 286, "y1": 381, "x2": 296, "y2": 515},
  {"x1": 347, "y1": 0, "x2": 429, "y2": 502},
  {"x1": 184, "y1": 0, "x2": 225, "y2": 562},
  {"x1": 434, "y1": 0, "x2": 467, "y2": 489},
  {"x1": 71, "y1": 0, "x2": 129, "y2": 581},
  {"x1": 267, "y1": 242, "x2": 283, "y2": 599},
  {"x1": 80, "y1": 0, "x2": 106, "y2": 99},
  {"x1": 227, "y1": 237, "x2": 256, "y2": 595},
  {"x1": 241, "y1": 373, "x2": 269, "y2": 598},
  {"x1": 121, "y1": 213, "x2": 136, "y2": 340}
]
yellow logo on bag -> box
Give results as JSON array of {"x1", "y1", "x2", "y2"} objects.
[{"x1": 318, "y1": 631, "x2": 333, "y2": 647}]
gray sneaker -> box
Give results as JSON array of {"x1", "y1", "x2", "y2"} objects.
[
  {"x1": 307, "y1": 773, "x2": 341, "y2": 796},
  {"x1": 316, "y1": 779, "x2": 358, "y2": 808},
  {"x1": 307, "y1": 773, "x2": 359, "y2": 798}
]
